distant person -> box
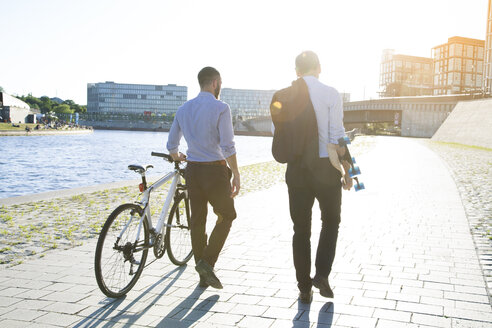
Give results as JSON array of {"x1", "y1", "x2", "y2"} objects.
[
  {"x1": 167, "y1": 67, "x2": 240, "y2": 289},
  {"x1": 270, "y1": 51, "x2": 353, "y2": 303}
]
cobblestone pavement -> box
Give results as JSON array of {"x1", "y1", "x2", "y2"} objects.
[
  {"x1": 423, "y1": 141, "x2": 492, "y2": 303},
  {"x1": 0, "y1": 136, "x2": 491, "y2": 327}
]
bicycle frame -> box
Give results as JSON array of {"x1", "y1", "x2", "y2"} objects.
[{"x1": 117, "y1": 167, "x2": 185, "y2": 249}]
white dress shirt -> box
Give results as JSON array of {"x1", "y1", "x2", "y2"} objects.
[{"x1": 303, "y1": 76, "x2": 345, "y2": 158}]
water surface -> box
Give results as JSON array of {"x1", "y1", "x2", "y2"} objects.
[{"x1": 0, "y1": 130, "x2": 273, "y2": 198}]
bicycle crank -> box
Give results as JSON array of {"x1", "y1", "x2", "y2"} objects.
[{"x1": 153, "y1": 234, "x2": 165, "y2": 259}]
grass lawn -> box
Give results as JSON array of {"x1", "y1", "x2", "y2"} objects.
[{"x1": 0, "y1": 123, "x2": 38, "y2": 131}]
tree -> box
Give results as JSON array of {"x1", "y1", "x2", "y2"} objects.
[
  {"x1": 62, "y1": 99, "x2": 76, "y2": 107},
  {"x1": 24, "y1": 94, "x2": 42, "y2": 108},
  {"x1": 0, "y1": 86, "x2": 4, "y2": 93},
  {"x1": 40, "y1": 96, "x2": 53, "y2": 114},
  {"x1": 53, "y1": 104, "x2": 74, "y2": 114}
]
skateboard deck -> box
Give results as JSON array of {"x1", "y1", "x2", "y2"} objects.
[{"x1": 337, "y1": 136, "x2": 365, "y2": 192}]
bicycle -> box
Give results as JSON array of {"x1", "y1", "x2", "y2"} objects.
[{"x1": 94, "y1": 152, "x2": 193, "y2": 298}]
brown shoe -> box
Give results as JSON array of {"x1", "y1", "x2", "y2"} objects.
[
  {"x1": 313, "y1": 275, "x2": 334, "y2": 298},
  {"x1": 298, "y1": 289, "x2": 313, "y2": 304}
]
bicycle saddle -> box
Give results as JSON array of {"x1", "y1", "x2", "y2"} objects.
[{"x1": 128, "y1": 164, "x2": 153, "y2": 173}]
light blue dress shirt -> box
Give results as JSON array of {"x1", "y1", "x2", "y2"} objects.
[{"x1": 166, "y1": 91, "x2": 236, "y2": 162}]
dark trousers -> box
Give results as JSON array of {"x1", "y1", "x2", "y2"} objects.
[
  {"x1": 185, "y1": 163, "x2": 236, "y2": 268},
  {"x1": 286, "y1": 161, "x2": 342, "y2": 292}
]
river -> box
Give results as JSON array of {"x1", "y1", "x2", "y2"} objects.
[{"x1": 0, "y1": 130, "x2": 274, "y2": 199}]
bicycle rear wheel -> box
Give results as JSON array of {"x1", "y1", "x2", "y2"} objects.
[
  {"x1": 95, "y1": 203, "x2": 149, "y2": 298},
  {"x1": 166, "y1": 192, "x2": 193, "y2": 265}
]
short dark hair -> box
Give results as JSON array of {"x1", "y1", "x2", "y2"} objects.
[
  {"x1": 295, "y1": 51, "x2": 320, "y2": 74},
  {"x1": 198, "y1": 67, "x2": 220, "y2": 88}
]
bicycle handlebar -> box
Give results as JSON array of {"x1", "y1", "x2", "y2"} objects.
[{"x1": 151, "y1": 152, "x2": 174, "y2": 163}]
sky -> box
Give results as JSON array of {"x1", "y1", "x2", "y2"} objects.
[{"x1": 0, "y1": 0, "x2": 488, "y2": 104}]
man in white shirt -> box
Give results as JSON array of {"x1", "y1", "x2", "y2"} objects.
[{"x1": 270, "y1": 51, "x2": 352, "y2": 303}]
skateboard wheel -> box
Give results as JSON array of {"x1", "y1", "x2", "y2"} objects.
[
  {"x1": 351, "y1": 157, "x2": 356, "y2": 164},
  {"x1": 349, "y1": 166, "x2": 361, "y2": 177},
  {"x1": 355, "y1": 182, "x2": 365, "y2": 191}
]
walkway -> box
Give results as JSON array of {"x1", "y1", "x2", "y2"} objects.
[{"x1": 0, "y1": 137, "x2": 490, "y2": 327}]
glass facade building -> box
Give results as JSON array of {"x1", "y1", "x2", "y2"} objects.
[
  {"x1": 379, "y1": 49, "x2": 434, "y2": 97},
  {"x1": 87, "y1": 82, "x2": 187, "y2": 115},
  {"x1": 220, "y1": 88, "x2": 276, "y2": 117},
  {"x1": 432, "y1": 37, "x2": 485, "y2": 95}
]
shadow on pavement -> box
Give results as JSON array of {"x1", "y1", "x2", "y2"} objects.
[
  {"x1": 155, "y1": 286, "x2": 219, "y2": 327},
  {"x1": 292, "y1": 301, "x2": 335, "y2": 327},
  {"x1": 316, "y1": 302, "x2": 334, "y2": 327},
  {"x1": 73, "y1": 265, "x2": 186, "y2": 327}
]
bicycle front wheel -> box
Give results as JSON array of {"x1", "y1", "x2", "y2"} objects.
[
  {"x1": 166, "y1": 192, "x2": 193, "y2": 266},
  {"x1": 95, "y1": 203, "x2": 149, "y2": 298}
]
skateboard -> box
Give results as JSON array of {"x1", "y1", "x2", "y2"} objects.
[{"x1": 338, "y1": 136, "x2": 365, "y2": 192}]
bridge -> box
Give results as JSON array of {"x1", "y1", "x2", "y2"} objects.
[{"x1": 235, "y1": 94, "x2": 477, "y2": 137}]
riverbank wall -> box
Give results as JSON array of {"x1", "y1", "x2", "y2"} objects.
[
  {"x1": 81, "y1": 119, "x2": 273, "y2": 136},
  {"x1": 432, "y1": 98, "x2": 492, "y2": 149},
  {"x1": 0, "y1": 129, "x2": 93, "y2": 137}
]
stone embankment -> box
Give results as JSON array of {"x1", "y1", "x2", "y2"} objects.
[
  {"x1": 424, "y1": 140, "x2": 492, "y2": 302},
  {"x1": 0, "y1": 128, "x2": 93, "y2": 137}
]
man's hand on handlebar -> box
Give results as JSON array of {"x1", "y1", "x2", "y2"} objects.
[{"x1": 170, "y1": 152, "x2": 187, "y2": 162}]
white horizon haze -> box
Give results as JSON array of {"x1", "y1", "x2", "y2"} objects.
[{"x1": 0, "y1": 0, "x2": 488, "y2": 105}]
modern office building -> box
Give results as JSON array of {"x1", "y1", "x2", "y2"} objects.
[
  {"x1": 379, "y1": 49, "x2": 434, "y2": 97},
  {"x1": 0, "y1": 92, "x2": 35, "y2": 123},
  {"x1": 87, "y1": 82, "x2": 187, "y2": 115},
  {"x1": 432, "y1": 36, "x2": 485, "y2": 95},
  {"x1": 485, "y1": 0, "x2": 492, "y2": 95},
  {"x1": 220, "y1": 88, "x2": 276, "y2": 117}
]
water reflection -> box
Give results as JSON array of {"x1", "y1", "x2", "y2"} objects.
[{"x1": 0, "y1": 130, "x2": 273, "y2": 198}]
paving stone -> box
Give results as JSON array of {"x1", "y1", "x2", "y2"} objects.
[
  {"x1": 336, "y1": 314, "x2": 377, "y2": 328},
  {"x1": 40, "y1": 291, "x2": 87, "y2": 303},
  {"x1": 0, "y1": 319, "x2": 33, "y2": 328},
  {"x1": 263, "y1": 306, "x2": 303, "y2": 320},
  {"x1": 411, "y1": 313, "x2": 452, "y2": 327},
  {"x1": 237, "y1": 316, "x2": 275, "y2": 328},
  {"x1": 42, "y1": 282, "x2": 75, "y2": 292},
  {"x1": 396, "y1": 301, "x2": 443, "y2": 316},
  {"x1": 443, "y1": 291, "x2": 490, "y2": 303},
  {"x1": 228, "y1": 303, "x2": 268, "y2": 316},
  {"x1": 451, "y1": 318, "x2": 492, "y2": 327},
  {"x1": 206, "y1": 312, "x2": 244, "y2": 326},
  {"x1": 35, "y1": 312, "x2": 82, "y2": 327},
  {"x1": 14, "y1": 299, "x2": 53, "y2": 311},
  {"x1": 373, "y1": 308, "x2": 411, "y2": 322},
  {"x1": 351, "y1": 296, "x2": 396, "y2": 310},
  {"x1": 0, "y1": 296, "x2": 22, "y2": 307},
  {"x1": 42, "y1": 302, "x2": 88, "y2": 315},
  {"x1": 1, "y1": 308, "x2": 45, "y2": 321},
  {"x1": 376, "y1": 319, "x2": 421, "y2": 328},
  {"x1": 26, "y1": 323, "x2": 60, "y2": 328},
  {"x1": 228, "y1": 294, "x2": 263, "y2": 305},
  {"x1": 269, "y1": 319, "x2": 296, "y2": 328},
  {"x1": 0, "y1": 287, "x2": 30, "y2": 297},
  {"x1": 443, "y1": 307, "x2": 492, "y2": 322}
]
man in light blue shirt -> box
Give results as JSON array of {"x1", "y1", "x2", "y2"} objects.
[{"x1": 167, "y1": 67, "x2": 240, "y2": 289}]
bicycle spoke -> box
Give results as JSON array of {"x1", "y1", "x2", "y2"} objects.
[
  {"x1": 95, "y1": 204, "x2": 149, "y2": 298},
  {"x1": 166, "y1": 194, "x2": 193, "y2": 266}
]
